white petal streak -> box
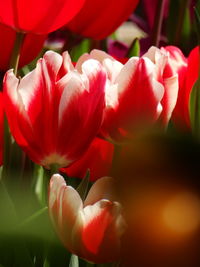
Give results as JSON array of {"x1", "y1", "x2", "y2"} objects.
[
  {"x1": 115, "y1": 57, "x2": 139, "y2": 94},
  {"x1": 90, "y1": 49, "x2": 115, "y2": 63},
  {"x1": 105, "y1": 81, "x2": 118, "y2": 108},
  {"x1": 75, "y1": 53, "x2": 91, "y2": 73},
  {"x1": 41, "y1": 51, "x2": 63, "y2": 93},
  {"x1": 82, "y1": 199, "x2": 113, "y2": 226},
  {"x1": 81, "y1": 59, "x2": 105, "y2": 88},
  {"x1": 62, "y1": 51, "x2": 75, "y2": 73},
  {"x1": 4, "y1": 69, "x2": 19, "y2": 105},
  {"x1": 43, "y1": 50, "x2": 63, "y2": 78},
  {"x1": 16, "y1": 61, "x2": 42, "y2": 111},
  {"x1": 58, "y1": 72, "x2": 85, "y2": 126},
  {"x1": 49, "y1": 174, "x2": 66, "y2": 211},
  {"x1": 103, "y1": 58, "x2": 123, "y2": 83}
]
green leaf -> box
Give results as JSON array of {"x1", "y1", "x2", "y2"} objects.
[
  {"x1": 17, "y1": 206, "x2": 48, "y2": 229},
  {"x1": 32, "y1": 165, "x2": 47, "y2": 206},
  {"x1": 126, "y1": 38, "x2": 140, "y2": 58},
  {"x1": 194, "y1": 5, "x2": 200, "y2": 44},
  {"x1": 69, "y1": 254, "x2": 79, "y2": 267},
  {"x1": 76, "y1": 170, "x2": 90, "y2": 201},
  {"x1": 70, "y1": 39, "x2": 91, "y2": 62},
  {"x1": 43, "y1": 258, "x2": 50, "y2": 267},
  {"x1": 189, "y1": 78, "x2": 200, "y2": 137}
]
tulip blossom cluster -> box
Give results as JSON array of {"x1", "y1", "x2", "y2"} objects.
[
  {"x1": 3, "y1": 46, "x2": 180, "y2": 168},
  {"x1": 1, "y1": 0, "x2": 200, "y2": 265},
  {"x1": 2, "y1": 44, "x2": 200, "y2": 264}
]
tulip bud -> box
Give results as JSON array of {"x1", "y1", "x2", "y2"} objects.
[{"x1": 48, "y1": 174, "x2": 126, "y2": 263}]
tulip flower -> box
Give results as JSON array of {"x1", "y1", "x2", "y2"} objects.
[
  {"x1": 3, "y1": 50, "x2": 106, "y2": 168},
  {"x1": 171, "y1": 46, "x2": 199, "y2": 128},
  {"x1": 61, "y1": 137, "x2": 114, "y2": 181},
  {"x1": 0, "y1": 23, "x2": 46, "y2": 71},
  {"x1": 77, "y1": 47, "x2": 178, "y2": 142},
  {"x1": 49, "y1": 174, "x2": 125, "y2": 263},
  {"x1": 0, "y1": 0, "x2": 85, "y2": 34},
  {"x1": 66, "y1": 0, "x2": 139, "y2": 40}
]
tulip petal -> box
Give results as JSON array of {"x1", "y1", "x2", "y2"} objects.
[
  {"x1": 49, "y1": 174, "x2": 83, "y2": 250},
  {"x1": 0, "y1": 0, "x2": 85, "y2": 34},
  {"x1": 67, "y1": 0, "x2": 139, "y2": 40},
  {"x1": 84, "y1": 176, "x2": 116, "y2": 206},
  {"x1": 57, "y1": 59, "x2": 106, "y2": 162},
  {"x1": 76, "y1": 200, "x2": 124, "y2": 263}
]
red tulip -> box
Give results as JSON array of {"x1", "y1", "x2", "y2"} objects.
[
  {"x1": 172, "y1": 46, "x2": 199, "y2": 128},
  {"x1": 0, "y1": 0, "x2": 85, "y2": 34},
  {"x1": 67, "y1": 0, "x2": 139, "y2": 40},
  {"x1": 77, "y1": 47, "x2": 178, "y2": 142},
  {"x1": 0, "y1": 23, "x2": 46, "y2": 71},
  {"x1": 61, "y1": 137, "x2": 114, "y2": 181},
  {"x1": 49, "y1": 174, "x2": 125, "y2": 263},
  {"x1": 3, "y1": 51, "x2": 106, "y2": 168}
]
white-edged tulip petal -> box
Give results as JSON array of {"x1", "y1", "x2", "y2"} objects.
[{"x1": 84, "y1": 176, "x2": 116, "y2": 206}]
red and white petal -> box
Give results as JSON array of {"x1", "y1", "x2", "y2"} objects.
[
  {"x1": 73, "y1": 200, "x2": 125, "y2": 263},
  {"x1": 57, "y1": 59, "x2": 106, "y2": 164},
  {"x1": 49, "y1": 174, "x2": 67, "y2": 224},
  {"x1": 143, "y1": 46, "x2": 168, "y2": 80},
  {"x1": 3, "y1": 70, "x2": 28, "y2": 147},
  {"x1": 49, "y1": 174, "x2": 83, "y2": 248},
  {"x1": 162, "y1": 46, "x2": 188, "y2": 73},
  {"x1": 59, "y1": 51, "x2": 74, "y2": 76},
  {"x1": 84, "y1": 176, "x2": 116, "y2": 206},
  {"x1": 75, "y1": 53, "x2": 91, "y2": 73},
  {"x1": 160, "y1": 74, "x2": 179, "y2": 125}
]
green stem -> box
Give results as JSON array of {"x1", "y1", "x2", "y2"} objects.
[
  {"x1": 9, "y1": 31, "x2": 25, "y2": 75},
  {"x1": 69, "y1": 254, "x2": 79, "y2": 267},
  {"x1": 151, "y1": 0, "x2": 166, "y2": 47},
  {"x1": 49, "y1": 164, "x2": 60, "y2": 176},
  {"x1": 2, "y1": 32, "x2": 25, "y2": 180},
  {"x1": 174, "y1": 0, "x2": 189, "y2": 45}
]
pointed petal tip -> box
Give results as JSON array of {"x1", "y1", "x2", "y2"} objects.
[{"x1": 50, "y1": 173, "x2": 66, "y2": 186}]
